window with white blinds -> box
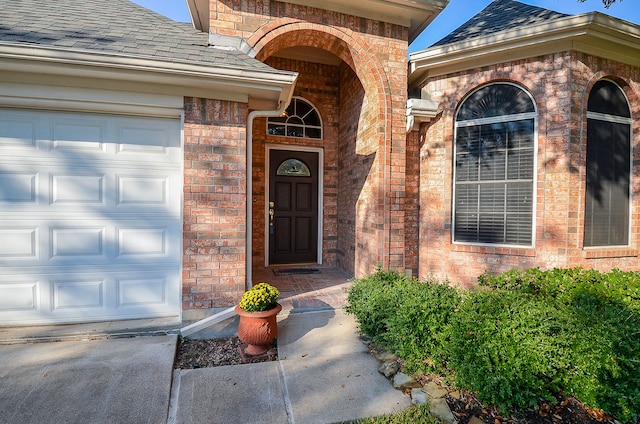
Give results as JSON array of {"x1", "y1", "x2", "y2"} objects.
[
  {"x1": 454, "y1": 83, "x2": 537, "y2": 246},
  {"x1": 584, "y1": 80, "x2": 632, "y2": 247}
]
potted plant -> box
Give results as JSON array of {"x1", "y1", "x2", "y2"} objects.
[{"x1": 235, "y1": 282, "x2": 282, "y2": 359}]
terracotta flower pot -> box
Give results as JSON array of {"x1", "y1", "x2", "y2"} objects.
[{"x1": 235, "y1": 303, "x2": 282, "y2": 357}]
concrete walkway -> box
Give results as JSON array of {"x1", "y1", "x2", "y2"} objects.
[
  {"x1": 0, "y1": 309, "x2": 410, "y2": 424},
  {"x1": 172, "y1": 309, "x2": 410, "y2": 424},
  {"x1": 0, "y1": 335, "x2": 176, "y2": 424}
]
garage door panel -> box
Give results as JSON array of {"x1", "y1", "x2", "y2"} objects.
[
  {"x1": 51, "y1": 227, "x2": 105, "y2": 258},
  {"x1": 51, "y1": 173, "x2": 105, "y2": 205},
  {"x1": 117, "y1": 119, "x2": 181, "y2": 160},
  {"x1": 51, "y1": 118, "x2": 106, "y2": 153},
  {"x1": 0, "y1": 227, "x2": 38, "y2": 258},
  {"x1": 52, "y1": 279, "x2": 105, "y2": 312},
  {"x1": 117, "y1": 227, "x2": 168, "y2": 257},
  {"x1": 0, "y1": 171, "x2": 38, "y2": 203},
  {"x1": 117, "y1": 175, "x2": 168, "y2": 206},
  {"x1": 117, "y1": 277, "x2": 167, "y2": 308},
  {"x1": 0, "y1": 109, "x2": 181, "y2": 325},
  {"x1": 0, "y1": 282, "x2": 39, "y2": 312},
  {"x1": 0, "y1": 268, "x2": 180, "y2": 324},
  {"x1": 0, "y1": 113, "x2": 38, "y2": 149}
]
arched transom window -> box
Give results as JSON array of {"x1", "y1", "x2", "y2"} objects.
[
  {"x1": 454, "y1": 83, "x2": 537, "y2": 246},
  {"x1": 267, "y1": 97, "x2": 322, "y2": 139},
  {"x1": 584, "y1": 80, "x2": 632, "y2": 247}
]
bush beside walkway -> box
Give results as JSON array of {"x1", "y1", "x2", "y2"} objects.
[{"x1": 345, "y1": 268, "x2": 640, "y2": 422}]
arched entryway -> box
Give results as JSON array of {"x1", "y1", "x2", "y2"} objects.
[{"x1": 250, "y1": 24, "x2": 397, "y2": 281}]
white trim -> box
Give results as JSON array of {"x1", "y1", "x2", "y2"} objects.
[
  {"x1": 0, "y1": 81, "x2": 183, "y2": 118},
  {"x1": 179, "y1": 111, "x2": 186, "y2": 324},
  {"x1": 409, "y1": 13, "x2": 640, "y2": 84},
  {"x1": 452, "y1": 82, "x2": 538, "y2": 249},
  {"x1": 269, "y1": 0, "x2": 447, "y2": 43},
  {"x1": 265, "y1": 144, "x2": 324, "y2": 266},
  {"x1": 0, "y1": 44, "x2": 297, "y2": 107},
  {"x1": 586, "y1": 111, "x2": 633, "y2": 124},
  {"x1": 456, "y1": 112, "x2": 538, "y2": 127}
]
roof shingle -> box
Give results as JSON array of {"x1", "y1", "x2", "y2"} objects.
[
  {"x1": 432, "y1": 0, "x2": 569, "y2": 47},
  {"x1": 0, "y1": 0, "x2": 281, "y2": 74}
]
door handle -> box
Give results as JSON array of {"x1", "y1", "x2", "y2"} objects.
[{"x1": 269, "y1": 201, "x2": 275, "y2": 234}]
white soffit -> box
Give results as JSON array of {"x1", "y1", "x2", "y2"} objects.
[
  {"x1": 187, "y1": 0, "x2": 448, "y2": 43},
  {"x1": 287, "y1": 0, "x2": 449, "y2": 43},
  {"x1": 409, "y1": 12, "x2": 640, "y2": 84},
  {"x1": 186, "y1": 0, "x2": 209, "y2": 32}
]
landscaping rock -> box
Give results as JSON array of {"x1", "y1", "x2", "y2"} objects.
[
  {"x1": 378, "y1": 360, "x2": 400, "y2": 379},
  {"x1": 424, "y1": 381, "x2": 448, "y2": 399},
  {"x1": 469, "y1": 416, "x2": 486, "y2": 424},
  {"x1": 392, "y1": 372, "x2": 421, "y2": 390},
  {"x1": 424, "y1": 381, "x2": 457, "y2": 424},
  {"x1": 429, "y1": 397, "x2": 457, "y2": 424},
  {"x1": 371, "y1": 348, "x2": 398, "y2": 362},
  {"x1": 358, "y1": 334, "x2": 372, "y2": 344},
  {"x1": 411, "y1": 388, "x2": 428, "y2": 406}
]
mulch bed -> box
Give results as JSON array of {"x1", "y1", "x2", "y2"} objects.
[
  {"x1": 173, "y1": 337, "x2": 277, "y2": 369},
  {"x1": 443, "y1": 389, "x2": 622, "y2": 424}
]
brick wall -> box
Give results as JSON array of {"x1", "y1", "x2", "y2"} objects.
[
  {"x1": 418, "y1": 52, "x2": 640, "y2": 287},
  {"x1": 337, "y1": 62, "x2": 366, "y2": 274},
  {"x1": 208, "y1": 0, "x2": 411, "y2": 277},
  {"x1": 183, "y1": 97, "x2": 248, "y2": 314}
]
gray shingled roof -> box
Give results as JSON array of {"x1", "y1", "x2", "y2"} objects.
[
  {"x1": 0, "y1": 0, "x2": 280, "y2": 74},
  {"x1": 432, "y1": 0, "x2": 569, "y2": 47}
]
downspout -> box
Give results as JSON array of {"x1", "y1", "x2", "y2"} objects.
[{"x1": 246, "y1": 88, "x2": 297, "y2": 290}]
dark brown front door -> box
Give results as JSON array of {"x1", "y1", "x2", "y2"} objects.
[{"x1": 269, "y1": 149, "x2": 319, "y2": 264}]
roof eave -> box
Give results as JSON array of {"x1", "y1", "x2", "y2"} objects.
[
  {"x1": 409, "y1": 12, "x2": 640, "y2": 87},
  {"x1": 0, "y1": 44, "x2": 298, "y2": 108},
  {"x1": 288, "y1": 0, "x2": 450, "y2": 43},
  {"x1": 186, "y1": 0, "x2": 209, "y2": 32},
  {"x1": 188, "y1": 0, "x2": 448, "y2": 44}
]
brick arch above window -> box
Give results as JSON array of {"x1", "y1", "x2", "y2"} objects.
[{"x1": 250, "y1": 23, "x2": 391, "y2": 140}]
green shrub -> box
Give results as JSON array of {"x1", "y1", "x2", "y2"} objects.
[
  {"x1": 448, "y1": 289, "x2": 572, "y2": 411},
  {"x1": 347, "y1": 267, "x2": 640, "y2": 422},
  {"x1": 345, "y1": 269, "x2": 413, "y2": 341},
  {"x1": 382, "y1": 279, "x2": 462, "y2": 373},
  {"x1": 472, "y1": 268, "x2": 640, "y2": 420},
  {"x1": 346, "y1": 270, "x2": 462, "y2": 374}
]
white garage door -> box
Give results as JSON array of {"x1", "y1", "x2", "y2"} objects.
[{"x1": 0, "y1": 109, "x2": 182, "y2": 325}]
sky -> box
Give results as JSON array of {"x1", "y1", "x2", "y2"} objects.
[{"x1": 131, "y1": 0, "x2": 640, "y2": 53}]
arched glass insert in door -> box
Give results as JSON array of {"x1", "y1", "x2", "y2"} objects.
[
  {"x1": 453, "y1": 83, "x2": 537, "y2": 246},
  {"x1": 267, "y1": 97, "x2": 323, "y2": 139},
  {"x1": 276, "y1": 158, "x2": 311, "y2": 176},
  {"x1": 584, "y1": 80, "x2": 632, "y2": 247}
]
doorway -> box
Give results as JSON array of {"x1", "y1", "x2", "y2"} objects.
[{"x1": 267, "y1": 147, "x2": 323, "y2": 265}]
